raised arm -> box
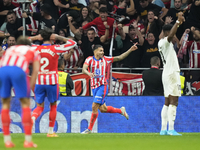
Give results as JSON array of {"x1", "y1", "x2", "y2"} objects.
[
  {"x1": 132, "y1": 22, "x2": 144, "y2": 45},
  {"x1": 126, "y1": 0, "x2": 136, "y2": 15},
  {"x1": 113, "y1": 43, "x2": 138, "y2": 62},
  {"x1": 117, "y1": 24, "x2": 126, "y2": 40},
  {"x1": 100, "y1": 21, "x2": 111, "y2": 43},
  {"x1": 167, "y1": 12, "x2": 185, "y2": 43},
  {"x1": 191, "y1": 26, "x2": 200, "y2": 39}
]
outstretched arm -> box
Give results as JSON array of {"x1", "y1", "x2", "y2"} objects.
[
  {"x1": 167, "y1": 12, "x2": 185, "y2": 43},
  {"x1": 113, "y1": 43, "x2": 138, "y2": 62}
]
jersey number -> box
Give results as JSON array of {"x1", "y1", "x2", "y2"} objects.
[{"x1": 40, "y1": 57, "x2": 49, "y2": 71}]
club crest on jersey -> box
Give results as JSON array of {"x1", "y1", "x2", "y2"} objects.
[{"x1": 95, "y1": 69, "x2": 100, "y2": 75}]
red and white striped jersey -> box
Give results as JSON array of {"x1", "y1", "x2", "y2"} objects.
[
  {"x1": 84, "y1": 56, "x2": 114, "y2": 89},
  {"x1": 35, "y1": 39, "x2": 76, "y2": 85},
  {"x1": 13, "y1": 1, "x2": 38, "y2": 31},
  {"x1": 0, "y1": 45, "x2": 40, "y2": 73},
  {"x1": 64, "y1": 46, "x2": 83, "y2": 74},
  {"x1": 187, "y1": 41, "x2": 200, "y2": 68}
]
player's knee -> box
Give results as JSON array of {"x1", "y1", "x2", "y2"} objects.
[{"x1": 20, "y1": 98, "x2": 30, "y2": 107}]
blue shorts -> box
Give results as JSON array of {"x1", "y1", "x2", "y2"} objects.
[
  {"x1": 92, "y1": 85, "x2": 108, "y2": 105},
  {"x1": 0, "y1": 66, "x2": 30, "y2": 98},
  {"x1": 34, "y1": 84, "x2": 59, "y2": 104}
]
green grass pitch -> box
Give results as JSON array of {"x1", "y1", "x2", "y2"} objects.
[{"x1": 0, "y1": 133, "x2": 200, "y2": 150}]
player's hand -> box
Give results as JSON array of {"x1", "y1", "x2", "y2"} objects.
[
  {"x1": 130, "y1": 42, "x2": 138, "y2": 51},
  {"x1": 177, "y1": 12, "x2": 185, "y2": 25},
  {"x1": 89, "y1": 72, "x2": 95, "y2": 78},
  {"x1": 36, "y1": 34, "x2": 43, "y2": 41},
  {"x1": 50, "y1": 33, "x2": 58, "y2": 41}
]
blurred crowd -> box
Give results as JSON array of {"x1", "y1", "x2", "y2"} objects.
[{"x1": 0, "y1": 0, "x2": 200, "y2": 75}]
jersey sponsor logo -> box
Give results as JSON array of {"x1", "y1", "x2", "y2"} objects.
[
  {"x1": 95, "y1": 96, "x2": 102, "y2": 99},
  {"x1": 38, "y1": 71, "x2": 56, "y2": 74},
  {"x1": 93, "y1": 75, "x2": 104, "y2": 79}
]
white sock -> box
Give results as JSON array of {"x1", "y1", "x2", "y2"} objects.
[
  {"x1": 4, "y1": 135, "x2": 11, "y2": 143},
  {"x1": 161, "y1": 105, "x2": 168, "y2": 131},
  {"x1": 32, "y1": 117, "x2": 36, "y2": 124},
  {"x1": 168, "y1": 104, "x2": 177, "y2": 131},
  {"x1": 25, "y1": 135, "x2": 32, "y2": 142},
  {"x1": 48, "y1": 127, "x2": 54, "y2": 134}
]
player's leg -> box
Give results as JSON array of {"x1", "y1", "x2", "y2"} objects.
[
  {"x1": 32, "y1": 85, "x2": 46, "y2": 123},
  {"x1": 20, "y1": 98, "x2": 37, "y2": 148},
  {"x1": 46, "y1": 84, "x2": 59, "y2": 137},
  {"x1": 167, "y1": 95, "x2": 181, "y2": 135},
  {"x1": 82, "y1": 102, "x2": 100, "y2": 134},
  {"x1": 0, "y1": 67, "x2": 14, "y2": 147},
  {"x1": 160, "y1": 97, "x2": 169, "y2": 135}
]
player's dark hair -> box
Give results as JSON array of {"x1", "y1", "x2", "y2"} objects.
[
  {"x1": 99, "y1": 7, "x2": 108, "y2": 13},
  {"x1": 39, "y1": 28, "x2": 54, "y2": 42},
  {"x1": 150, "y1": 56, "x2": 160, "y2": 66},
  {"x1": 92, "y1": 44, "x2": 103, "y2": 51},
  {"x1": 162, "y1": 24, "x2": 173, "y2": 32},
  {"x1": 58, "y1": 58, "x2": 64, "y2": 69},
  {"x1": 16, "y1": 36, "x2": 31, "y2": 46}
]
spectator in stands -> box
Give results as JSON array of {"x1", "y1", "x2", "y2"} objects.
[
  {"x1": 42, "y1": 0, "x2": 69, "y2": 21},
  {"x1": 0, "y1": 0, "x2": 16, "y2": 27},
  {"x1": 58, "y1": 58, "x2": 74, "y2": 96},
  {"x1": 113, "y1": 0, "x2": 135, "y2": 16},
  {"x1": 89, "y1": 0, "x2": 100, "y2": 18},
  {"x1": 63, "y1": 36, "x2": 84, "y2": 74},
  {"x1": 142, "y1": 56, "x2": 164, "y2": 95},
  {"x1": 118, "y1": 22, "x2": 144, "y2": 71},
  {"x1": 60, "y1": 0, "x2": 85, "y2": 15},
  {"x1": 68, "y1": 15, "x2": 109, "y2": 59},
  {"x1": 82, "y1": 7, "x2": 118, "y2": 39},
  {"x1": 76, "y1": 6, "x2": 93, "y2": 27},
  {"x1": 152, "y1": 0, "x2": 166, "y2": 8},
  {"x1": 23, "y1": 4, "x2": 57, "y2": 34},
  {"x1": 138, "y1": 0, "x2": 168, "y2": 21},
  {"x1": 6, "y1": 11, "x2": 31, "y2": 39},
  {"x1": 142, "y1": 10, "x2": 164, "y2": 39},
  {"x1": 184, "y1": 0, "x2": 200, "y2": 37},
  {"x1": 141, "y1": 32, "x2": 161, "y2": 68},
  {"x1": 55, "y1": 29, "x2": 69, "y2": 44},
  {"x1": 2, "y1": 35, "x2": 16, "y2": 51},
  {"x1": 166, "y1": 0, "x2": 189, "y2": 39}
]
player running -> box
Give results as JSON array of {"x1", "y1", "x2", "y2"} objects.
[
  {"x1": 158, "y1": 12, "x2": 185, "y2": 136},
  {"x1": 29, "y1": 28, "x2": 76, "y2": 137},
  {"x1": 81, "y1": 43, "x2": 138, "y2": 134},
  {"x1": 0, "y1": 36, "x2": 40, "y2": 148}
]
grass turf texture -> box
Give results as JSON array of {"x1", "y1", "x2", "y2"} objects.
[{"x1": 0, "y1": 133, "x2": 199, "y2": 150}]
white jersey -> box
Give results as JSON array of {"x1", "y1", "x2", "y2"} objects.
[{"x1": 158, "y1": 37, "x2": 180, "y2": 75}]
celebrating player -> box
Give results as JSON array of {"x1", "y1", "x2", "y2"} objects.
[
  {"x1": 158, "y1": 12, "x2": 185, "y2": 136},
  {"x1": 29, "y1": 28, "x2": 76, "y2": 137},
  {"x1": 81, "y1": 43, "x2": 138, "y2": 134},
  {"x1": 0, "y1": 36, "x2": 40, "y2": 148}
]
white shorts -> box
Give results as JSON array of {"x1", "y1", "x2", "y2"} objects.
[{"x1": 162, "y1": 71, "x2": 181, "y2": 97}]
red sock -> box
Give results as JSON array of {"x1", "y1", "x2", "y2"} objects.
[
  {"x1": 88, "y1": 113, "x2": 98, "y2": 131},
  {"x1": 106, "y1": 106, "x2": 122, "y2": 114},
  {"x1": 31, "y1": 106, "x2": 44, "y2": 120},
  {"x1": 1, "y1": 109, "x2": 10, "y2": 135},
  {"x1": 22, "y1": 107, "x2": 32, "y2": 135},
  {"x1": 49, "y1": 105, "x2": 57, "y2": 127}
]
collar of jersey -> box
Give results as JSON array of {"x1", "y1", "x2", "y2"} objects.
[
  {"x1": 93, "y1": 56, "x2": 102, "y2": 61},
  {"x1": 42, "y1": 44, "x2": 51, "y2": 46}
]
